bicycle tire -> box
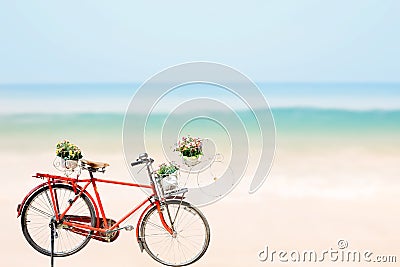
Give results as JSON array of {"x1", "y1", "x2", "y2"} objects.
[
  {"x1": 21, "y1": 183, "x2": 96, "y2": 257},
  {"x1": 140, "y1": 200, "x2": 210, "y2": 266}
]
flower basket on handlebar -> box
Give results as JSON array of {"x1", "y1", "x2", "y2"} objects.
[
  {"x1": 159, "y1": 173, "x2": 179, "y2": 193},
  {"x1": 155, "y1": 162, "x2": 180, "y2": 195}
]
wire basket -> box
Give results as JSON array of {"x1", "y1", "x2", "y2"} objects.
[
  {"x1": 155, "y1": 173, "x2": 188, "y2": 199},
  {"x1": 53, "y1": 157, "x2": 81, "y2": 177}
]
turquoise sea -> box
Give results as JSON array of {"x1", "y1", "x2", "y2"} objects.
[
  {"x1": 0, "y1": 110, "x2": 399, "y2": 157},
  {"x1": 0, "y1": 83, "x2": 399, "y2": 154}
]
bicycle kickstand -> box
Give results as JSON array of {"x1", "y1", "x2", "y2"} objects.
[{"x1": 50, "y1": 218, "x2": 56, "y2": 267}]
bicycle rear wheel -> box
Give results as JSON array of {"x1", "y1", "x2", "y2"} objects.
[
  {"x1": 21, "y1": 183, "x2": 96, "y2": 257},
  {"x1": 140, "y1": 200, "x2": 210, "y2": 266}
]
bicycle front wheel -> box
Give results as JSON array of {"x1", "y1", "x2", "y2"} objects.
[
  {"x1": 21, "y1": 183, "x2": 96, "y2": 257},
  {"x1": 140, "y1": 200, "x2": 210, "y2": 266}
]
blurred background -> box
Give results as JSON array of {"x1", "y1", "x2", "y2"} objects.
[{"x1": 1, "y1": 1, "x2": 399, "y2": 266}]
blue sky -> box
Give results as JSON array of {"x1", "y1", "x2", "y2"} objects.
[{"x1": 1, "y1": 0, "x2": 399, "y2": 84}]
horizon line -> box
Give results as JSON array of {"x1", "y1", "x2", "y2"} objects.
[
  {"x1": 1, "y1": 81, "x2": 400, "y2": 87},
  {"x1": 1, "y1": 106, "x2": 400, "y2": 116}
]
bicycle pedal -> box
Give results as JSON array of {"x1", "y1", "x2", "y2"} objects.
[{"x1": 124, "y1": 225, "x2": 134, "y2": 231}]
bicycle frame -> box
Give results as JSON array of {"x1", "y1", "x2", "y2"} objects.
[
  {"x1": 18, "y1": 151, "x2": 211, "y2": 267},
  {"x1": 22, "y1": 172, "x2": 174, "y2": 236}
]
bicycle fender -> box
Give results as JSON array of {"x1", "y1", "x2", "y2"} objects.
[
  {"x1": 136, "y1": 203, "x2": 153, "y2": 252},
  {"x1": 17, "y1": 182, "x2": 48, "y2": 218}
]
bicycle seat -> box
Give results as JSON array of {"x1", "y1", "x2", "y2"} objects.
[{"x1": 81, "y1": 159, "x2": 110, "y2": 169}]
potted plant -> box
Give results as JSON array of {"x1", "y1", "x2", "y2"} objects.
[
  {"x1": 156, "y1": 162, "x2": 179, "y2": 193},
  {"x1": 56, "y1": 140, "x2": 83, "y2": 170},
  {"x1": 175, "y1": 136, "x2": 203, "y2": 166}
]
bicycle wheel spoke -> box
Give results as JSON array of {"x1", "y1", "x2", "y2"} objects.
[
  {"x1": 146, "y1": 220, "x2": 170, "y2": 232},
  {"x1": 34, "y1": 197, "x2": 52, "y2": 215},
  {"x1": 146, "y1": 235, "x2": 172, "y2": 246},
  {"x1": 29, "y1": 205, "x2": 53, "y2": 218},
  {"x1": 177, "y1": 238, "x2": 188, "y2": 263},
  {"x1": 180, "y1": 214, "x2": 199, "y2": 231},
  {"x1": 145, "y1": 232, "x2": 172, "y2": 237},
  {"x1": 44, "y1": 190, "x2": 55, "y2": 214}
]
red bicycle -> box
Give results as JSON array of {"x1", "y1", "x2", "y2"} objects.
[{"x1": 17, "y1": 153, "x2": 210, "y2": 266}]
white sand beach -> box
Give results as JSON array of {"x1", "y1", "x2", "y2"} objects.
[{"x1": 2, "y1": 128, "x2": 399, "y2": 267}]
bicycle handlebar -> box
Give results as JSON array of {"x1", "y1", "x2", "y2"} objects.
[
  {"x1": 131, "y1": 160, "x2": 145, "y2": 166},
  {"x1": 130, "y1": 157, "x2": 154, "y2": 167}
]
